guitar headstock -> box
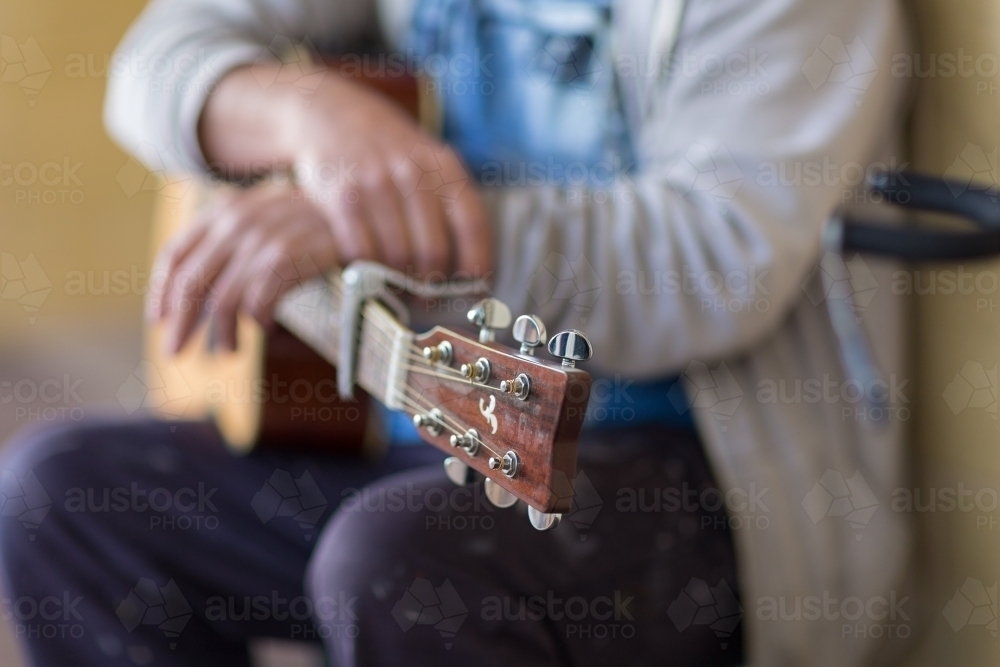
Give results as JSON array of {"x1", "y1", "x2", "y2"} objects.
[{"x1": 404, "y1": 305, "x2": 592, "y2": 517}]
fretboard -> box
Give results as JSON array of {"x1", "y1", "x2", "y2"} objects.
[{"x1": 273, "y1": 275, "x2": 413, "y2": 408}]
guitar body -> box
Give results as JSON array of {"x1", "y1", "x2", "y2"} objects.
[
  {"x1": 147, "y1": 180, "x2": 373, "y2": 456},
  {"x1": 145, "y1": 57, "x2": 429, "y2": 455}
]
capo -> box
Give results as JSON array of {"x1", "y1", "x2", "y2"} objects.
[{"x1": 336, "y1": 261, "x2": 491, "y2": 398}]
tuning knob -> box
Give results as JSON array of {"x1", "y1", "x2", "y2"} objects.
[
  {"x1": 512, "y1": 315, "x2": 547, "y2": 356},
  {"x1": 528, "y1": 506, "x2": 562, "y2": 531},
  {"x1": 443, "y1": 457, "x2": 478, "y2": 486},
  {"x1": 547, "y1": 330, "x2": 593, "y2": 368},
  {"x1": 484, "y1": 478, "x2": 517, "y2": 508},
  {"x1": 468, "y1": 298, "x2": 512, "y2": 343}
]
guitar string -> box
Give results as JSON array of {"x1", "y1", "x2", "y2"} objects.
[
  {"x1": 358, "y1": 322, "x2": 510, "y2": 401},
  {"x1": 285, "y1": 278, "x2": 507, "y2": 457},
  {"x1": 357, "y1": 306, "x2": 509, "y2": 394},
  {"x1": 351, "y1": 299, "x2": 519, "y2": 455},
  {"x1": 354, "y1": 324, "x2": 505, "y2": 458},
  {"x1": 391, "y1": 388, "x2": 502, "y2": 460},
  {"x1": 314, "y1": 277, "x2": 507, "y2": 388}
]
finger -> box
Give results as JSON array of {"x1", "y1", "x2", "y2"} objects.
[
  {"x1": 446, "y1": 178, "x2": 493, "y2": 278},
  {"x1": 205, "y1": 233, "x2": 269, "y2": 351},
  {"x1": 243, "y1": 227, "x2": 335, "y2": 327},
  {"x1": 211, "y1": 212, "x2": 338, "y2": 349},
  {"x1": 431, "y1": 147, "x2": 492, "y2": 278},
  {"x1": 149, "y1": 189, "x2": 240, "y2": 322},
  {"x1": 317, "y1": 185, "x2": 379, "y2": 266},
  {"x1": 402, "y1": 188, "x2": 452, "y2": 278},
  {"x1": 162, "y1": 192, "x2": 288, "y2": 354},
  {"x1": 360, "y1": 161, "x2": 413, "y2": 271},
  {"x1": 148, "y1": 219, "x2": 210, "y2": 322}
]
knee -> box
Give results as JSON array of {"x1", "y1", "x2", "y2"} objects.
[
  {"x1": 305, "y1": 466, "x2": 444, "y2": 605},
  {"x1": 0, "y1": 420, "x2": 125, "y2": 560},
  {"x1": 0, "y1": 421, "x2": 92, "y2": 581},
  {"x1": 0, "y1": 419, "x2": 116, "y2": 498}
]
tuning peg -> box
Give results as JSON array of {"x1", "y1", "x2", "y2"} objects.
[
  {"x1": 468, "y1": 298, "x2": 512, "y2": 343},
  {"x1": 512, "y1": 315, "x2": 547, "y2": 356},
  {"x1": 484, "y1": 478, "x2": 517, "y2": 508},
  {"x1": 443, "y1": 457, "x2": 478, "y2": 486},
  {"x1": 528, "y1": 506, "x2": 562, "y2": 531},
  {"x1": 547, "y1": 330, "x2": 593, "y2": 368},
  {"x1": 488, "y1": 450, "x2": 520, "y2": 478}
]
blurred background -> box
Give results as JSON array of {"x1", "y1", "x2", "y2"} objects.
[
  {"x1": 1, "y1": 1, "x2": 152, "y2": 661},
  {"x1": 0, "y1": 0, "x2": 997, "y2": 665}
]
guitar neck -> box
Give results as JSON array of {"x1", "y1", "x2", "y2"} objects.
[
  {"x1": 269, "y1": 268, "x2": 594, "y2": 516},
  {"x1": 273, "y1": 275, "x2": 412, "y2": 409}
]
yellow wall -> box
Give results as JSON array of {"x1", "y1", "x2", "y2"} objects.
[
  {"x1": 906, "y1": 0, "x2": 999, "y2": 664},
  {"x1": 1, "y1": 0, "x2": 153, "y2": 343}
]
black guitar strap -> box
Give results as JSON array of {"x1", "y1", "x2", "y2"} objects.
[{"x1": 819, "y1": 172, "x2": 998, "y2": 427}]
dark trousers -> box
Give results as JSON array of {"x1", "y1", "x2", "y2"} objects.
[{"x1": 0, "y1": 418, "x2": 742, "y2": 666}]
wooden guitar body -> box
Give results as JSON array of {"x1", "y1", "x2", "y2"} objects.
[{"x1": 147, "y1": 181, "x2": 373, "y2": 456}]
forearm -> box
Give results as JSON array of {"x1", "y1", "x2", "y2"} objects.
[
  {"x1": 198, "y1": 64, "x2": 311, "y2": 179},
  {"x1": 103, "y1": 0, "x2": 378, "y2": 173}
]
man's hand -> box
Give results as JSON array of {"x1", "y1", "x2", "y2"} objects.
[
  {"x1": 199, "y1": 64, "x2": 494, "y2": 279},
  {"x1": 148, "y1": 184, "x2": 339, "y2": 354}
]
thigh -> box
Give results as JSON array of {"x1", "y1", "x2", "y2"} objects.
[
  {"x1": 0, "y1": 418, "x2": 443, "y2": 666},
  {"x1": 307, "y1": 425, "x2": 743, "y2": 667}
]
